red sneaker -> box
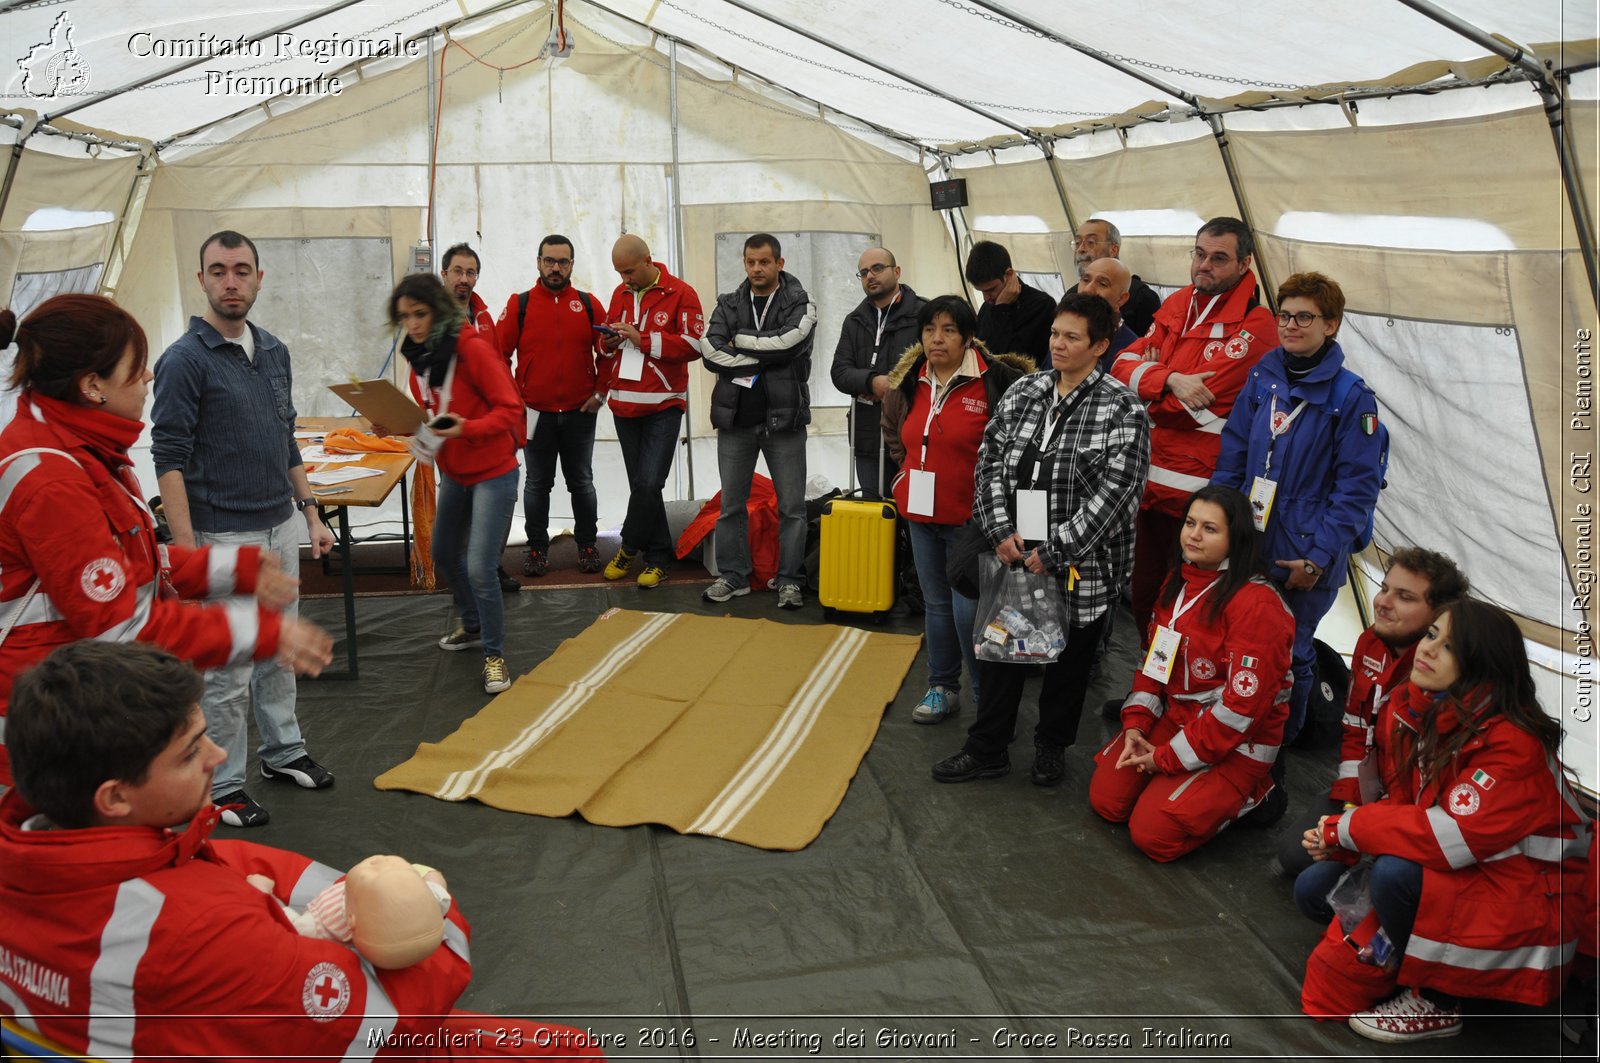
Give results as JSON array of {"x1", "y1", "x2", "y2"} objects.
[
  {"x1": 576, "y1": 544, "x2": 602, "y2": 574},
  {"x1": 1349, "y1": 988, "x2": 1462, "y2": 1043}
]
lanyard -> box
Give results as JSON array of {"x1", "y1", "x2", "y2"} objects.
[
  {"x1": 916, "y1": 359, "x2": 965, "y2": 467},
  {"x1": 413, "y1": 358, "x2": 458, "y2": 417},
  {"x1": 751, "y1": 276, "x2": 781, "y2": 331},
  {"x1": 873, "y1": 289, "x2": 901, "y2": 349},
  {"x1": 1185, "y1": 292, "x2": 1223, "y2": 334},
  {"x1": 1263, "y1": 394, "x2": 1308, "y2": 476},
  {"x1": 1170, "y1": 578, "x2": 1217, "y2": 626},
  {"x1": 628, "y1": 282, "x2": 659, "y2": 329}
]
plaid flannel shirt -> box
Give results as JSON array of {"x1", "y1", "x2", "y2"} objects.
[{"x1": 973, "y1": 367, "x2": 1150, "y2": 626}]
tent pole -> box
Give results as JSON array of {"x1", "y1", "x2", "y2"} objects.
[
  {"x1": 1207, "y1": 115, "x2": 1272, "y2": 308},
  {"x1": 1395, "y1": 0, "x2": 1599, "y2": 307},
  {"x1": 0, "y1": 123, "x2": 34, "y2": 228},
  {"x1": 1038, "y1": 139, "x2": 1079, "y2": 244},
  {"x1": 670, "y1": 40, "x2": 695, "y2": 498},
  {"x1": 101, "y1": 150, "x2": 153, "y2": 298},
  {"x1": 425, "y1": 33, "x2": 438, "y2": 262}
]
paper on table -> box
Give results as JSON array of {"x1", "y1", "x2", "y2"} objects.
[
  {"x1": 307, "y1": 467, "x2": 384, "y2": 486},
  {"x1": 309, "y1": 454, "x2": 364, "y2": 465},
  {"x1": 294, "y1": 430, "x2": 323, "y2": 439}
]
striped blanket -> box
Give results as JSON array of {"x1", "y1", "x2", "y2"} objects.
[{"x1": 374, "y1": 609, "x2": 921, "y2": 850}]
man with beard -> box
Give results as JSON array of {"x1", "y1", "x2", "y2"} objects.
[
  {"x1": 1110, "y1": 217, "x2": 1278, "y2": 647},
  {"x1": 1275, "y1": 548, "x2": 1468, "y2": 882},
  {"x1": 1067, "y1": 218, "x2": 1161, "y2": 337},
  {"x1": 152, "y1": 230, "x2": 335, "y2": 828},
  {"x1": 495, "y1": 235, "x2": 605, "y2": 577},
  {"x1": 442, "y1": 242, "x2": 496, "y2": 337},
  {"x1": 829, "y1": 246, "x2": 924, "y2": 497}
]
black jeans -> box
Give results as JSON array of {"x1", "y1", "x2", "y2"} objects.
[
  {"x1": 524, "y1": 409, "x2": 598, "y2": 550},
  {"x1": 964, "y1": 612, "x2": 1109, "y2": 759}
]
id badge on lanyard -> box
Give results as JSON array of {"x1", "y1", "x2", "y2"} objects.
[
  {"x1": 1252, "y1": 394, "x2": 1306, "y2": 531},
  {"x1": 1140, "y1": 580, "x2": 1215, "y2": 683}
]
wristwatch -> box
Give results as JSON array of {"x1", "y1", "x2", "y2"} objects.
[
  {"x1": 1302, "y1": 560, "x2": 1319, "y2": 576},
  {"x1": 295, "y1": 497, "x2": 319, "y2": 512}
]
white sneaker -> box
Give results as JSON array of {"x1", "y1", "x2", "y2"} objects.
[
  {"x1": 776, "y1": 584, "x2": 804, "y2": 610},
  {"x1": 702, "y1": 577, "x2": 750, "y2": 603}
]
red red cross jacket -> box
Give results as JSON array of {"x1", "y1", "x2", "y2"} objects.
[
  {"x1": 494, "y1": 283, "x2": 603, "y2": 413},
  {"x1": 1111, "y1": 277, "x2": 1277, "y2": 516},
  {"x1": 465, "y1": 291, "x2": 496, "y2": 341},
  {"x1": 1120, "y1": 564, "x2": 1294, "y2": 776},
  {"x1": 1329, "y1": 627, "x2": 1417, "y2": 806},
  {"x1": 407, "y1": 326, "x2": 524, "y2": 486},
  {"x1": 597, "y1": 262, "x2": 704, "y2": 418},
  {"x1": 0, "y1": 394, "x2": 280, "y2": 786},
  {"x1": 1317, "y1": 682, "x2": 1590, "y2": 1006}
]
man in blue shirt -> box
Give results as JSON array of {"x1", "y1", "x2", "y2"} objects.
[{"x1": 152, "y1": 230, "x2": 336, "y2": 828}]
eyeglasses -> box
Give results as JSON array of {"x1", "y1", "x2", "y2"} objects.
[
  {"x1": 1276, "y1": 311, "x2": 1327, "y2": 327},
  {"x1": 854, "y1": 263, "x2": 892, "y2": 279},
  {"x1": 444, "y1": 266, "x2": 478, "y2": 279},
  {"x1": 1189, "y1": 249, "x2": 1235, "y2": 267},
  {"x1": 540, "y1": 257, "x2": 573, "y2": 268}
]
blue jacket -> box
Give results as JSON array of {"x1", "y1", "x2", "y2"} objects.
[{"x1": 1211, "y1": 342, "x2": 1383, "y2": 588}]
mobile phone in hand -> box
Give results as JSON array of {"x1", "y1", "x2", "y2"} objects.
[{"x1": 428, "y1": 414, "x2": 459, "y2": 430}]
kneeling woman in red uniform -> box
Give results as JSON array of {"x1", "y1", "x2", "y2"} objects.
[
  {"x1": 1300, "y1": 598, "x2": 1589, "y2": 1043},
  {"x1": 389, "y1": 275, "x2": 524, "y2": 696},
  {"x1": 1089, "y1": 485, "x2": 1294, "y2": 861}
]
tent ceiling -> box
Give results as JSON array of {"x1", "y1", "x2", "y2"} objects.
[{"x1": 2, "y1": 0, "x2": 1594, "y2": 154}]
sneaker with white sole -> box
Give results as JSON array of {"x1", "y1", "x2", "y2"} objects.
[
  {"x1": 260, "y1": 754, "x2": 334, "y2": 789},
  {"x1": 214, "y1": 789, "x2": 270, "y2": 827},
  {"x1": 637, "y1": 565, "x2": 668, "y2": 589},
  {"x1": 1348, "y1": 988, "x2": 1462, "y2": 1043},
  {"x1": 603, "y1": 546, "x2": 637, "y2": 581},
  {"x1": 776, "y1": 584, "x2": 803, "y2": 610},
  {"x1": 483, "y1": 655, "x2": 511, "y2": 694},
  {"x1": 438, "y1": 626, "x2": 482, "y2": 651},
  {"x1": 912, "y1": 685, "x2": 958, "y2": 723},
  {"x1": 702, "y1": 577, "x2": 750, "y2": 604}
]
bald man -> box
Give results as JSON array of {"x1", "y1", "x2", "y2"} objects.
[
  {"x1": 1078, "y1": 256, "x2": 1140, "y2": 373},
  {"x1": 595, "y1": 235, "x2": 704, "y2": 587}
]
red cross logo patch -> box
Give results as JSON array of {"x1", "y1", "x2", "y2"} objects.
[
  {"x1": 80, "y1": 558, "x2": 125, "y2": 603},
  {"x1": 569, "y1": 300, "x2": 583, "y2": 314},
  {"x1": 1230, "y1": 668, "x2": 1259, "y2": 698},
  {"x1": 1202, "y1": 340, "x2": 1224, "y2": 362},
  {"x1": 1224, "y1": 335, "x2": 1250, "y2": 360},
  {"x1": 301, "y1": 961, "x2": 351, "y2": 1021},
  {"x1": 1449, "y1": 782, "x2": 1481, "y2": 816},
  {"x1": 653, "y1": 310, "x2": 669, "y2": 327},
  {"x1": 1270, "y1": 408, "x2": 1291, "y2": 434},
  {"x1": 1191, "y1": 657, "x2": 1217, "y2": 680}
]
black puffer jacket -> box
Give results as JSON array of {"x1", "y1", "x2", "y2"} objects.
[{"x1": 698, "y1": 271, "x2": 816, "y2": 433}]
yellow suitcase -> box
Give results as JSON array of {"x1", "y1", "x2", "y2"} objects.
[{"x1": 818, "y1": 498, "x2": 897, "y2": 615}]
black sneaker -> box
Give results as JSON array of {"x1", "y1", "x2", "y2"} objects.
[
  {"x1": 215, "y1": 789, "x2": 270, "y2": 827},
  {"x1": 498, "y1": 565, "x2": 521, "y2": 593},
  {"x1": 1100, "y1": 696, "x2": 1125, "y2": 721},
  {"x1": 931, "y1": 749, "x2": 1010, "y2": 783},
  {"x1": 1241, "y1": 783, "x2": 1288, "y2": 828},
  {"x1": 261, "y1": 754, "x2": 334, "y2": 790},
  {"x1": 1031, "y1": 742, "x2": 1066, "y2": 787}
]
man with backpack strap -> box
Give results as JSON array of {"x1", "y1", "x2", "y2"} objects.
[{"x1": 495, "y1": 235, "x2": 605, "y2": 577}]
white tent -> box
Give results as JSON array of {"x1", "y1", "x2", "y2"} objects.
[{"x1": 3, "y1": 0, "x2": 1596, "y2": 792}]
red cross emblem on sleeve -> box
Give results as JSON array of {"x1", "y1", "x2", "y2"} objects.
[
  {"x1": 1449, "y1": 782, "x2": 1481, "y2": 815},
  {"x1": 79, "y1": 558, "x2": 126, "y2": 603},
  {"x1": 301, "y1": 962, "x2": 351, "y2": 1021}
]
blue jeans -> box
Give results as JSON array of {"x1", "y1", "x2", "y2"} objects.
[
  {"x1": 524, "y1": 409, "x2": 598, "y2": 550},
  {"x1": 907, "y1": 519, "x2": 978, "y2": 694},
  {"x1": 1275, "y1": 578, "x2": 1340, "y2": 743},
  {"x1": 1295, "y1": 854, "x2": 1424, "y2": 955},
  {"x1": 195, "y1": 513, "x2": 307, "y2": 798},
  {"x1": 614, "y1": 408, "x2": 682, "y2": 566},
  {"x1": 434, "y1": 467, "x2": 518, "y2": 656},
  {"x1": 713, "y1": 424, "x2": 807, "y2": 588}
]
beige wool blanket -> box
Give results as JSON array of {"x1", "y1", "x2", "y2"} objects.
[{"x1": 375, "y1": 609, "x2": 921, "y2": 850}]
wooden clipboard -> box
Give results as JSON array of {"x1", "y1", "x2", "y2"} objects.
[{"x1": 327, "y1": 379, "x2": 427, "y2": 434}]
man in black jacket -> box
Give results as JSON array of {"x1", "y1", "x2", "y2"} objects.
[
  {"x1": 697, "y1": 234, "x2": 817, "y2": 609},
  {"x1": 965, "y1": 240, "x2": 1055, "y2": 364},
  {"x1": 829, "y1": 246, "x2": 924, "y2": 497}
]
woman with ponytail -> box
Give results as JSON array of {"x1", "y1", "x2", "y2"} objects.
[
  {"x1": 0, "y1": 295, "x2": 332, "y2": 786},
  {"x1": 1300, "y1": 597, "x2": 1589, "y2": 1042}
]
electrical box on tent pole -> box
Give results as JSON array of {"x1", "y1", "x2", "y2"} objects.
[{"x1": 410, "y1": 244, "x2": 433, "y2": 273}]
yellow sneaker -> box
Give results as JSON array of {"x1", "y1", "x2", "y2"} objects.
[
  {"x1": 603, "y1": 546, "x2": 637, "y2": 581},
  {"x1": 482, "y1": 655, "x2": 511, "y2": 694},
  {"x1": 636, "y1": 565, "x2": 668, "y2": 589}
]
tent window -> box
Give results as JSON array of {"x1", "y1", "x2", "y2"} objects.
[
  {"x1": 1019, "y1": 272, "x2": 1065, "y2": 301},
  {"x1": 21, "y1": 208, "x2": 116, "y2": 232},
  {"x1": 713, "y1": 231, "x2": 878, "y2": 411},
  {"x1": 1275, "y1": 211, "x2": 1516, "y2": 251},
  {"x1": 1, "y1": 263, "x2": 106, "y2": 426},
  {"x1": 971, "y1": 215, "x2": 1052, "y2": 234},
  {"x1": 1093, "y1": 209, "x2": 1208, "y2": 238}
]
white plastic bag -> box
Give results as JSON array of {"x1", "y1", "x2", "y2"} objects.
[{"x1": 972, "y1": 553, "x2": 1067, "y2": 663}]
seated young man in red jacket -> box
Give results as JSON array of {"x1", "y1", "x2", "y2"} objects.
[{"x1": 0, "y1": 641, "x2": 603, "y2": 1062}]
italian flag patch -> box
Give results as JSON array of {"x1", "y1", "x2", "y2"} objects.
[
  {"x1": 1239, "y1": 655, "x2": 1258, "y2": 668},
  {"x1": 1361, "y1": 412, "x2": 1378, "y2": 436},
  {"x1": 1471, "y1": 768, "x2": 1496, "y2": 790}
]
